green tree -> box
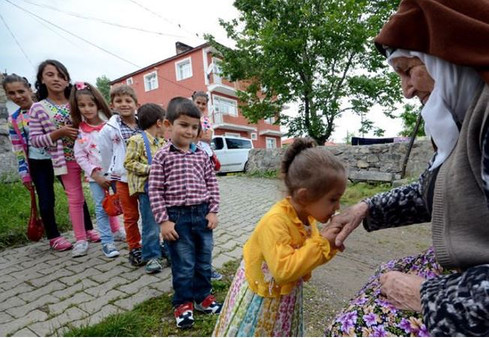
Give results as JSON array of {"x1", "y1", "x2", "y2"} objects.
[
  {"x1": 398, "y1": 103, "x2": 425, "y2": 137},
  {"x1": 206, "y1": 0, "x2": 403, "y2": 144},
  {"x1": 96, "y1": 75, "x2": 111, "y2": 103}
]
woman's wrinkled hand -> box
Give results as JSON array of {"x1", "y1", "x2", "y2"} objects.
[
  {"x1": 380, "y1": 271, "x2": 425, "y2": 312},
  {"x1": 330, "y1": 201, "x2": 369, "y2": 247}
]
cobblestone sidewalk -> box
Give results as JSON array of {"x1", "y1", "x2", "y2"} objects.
[{"x1": 0, "y1": 176, "x2": 282, "y2": 337}]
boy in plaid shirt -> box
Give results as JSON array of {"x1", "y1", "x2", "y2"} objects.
[{"x1": 148, "y1": 97, "x2": 222, "y2": 329}]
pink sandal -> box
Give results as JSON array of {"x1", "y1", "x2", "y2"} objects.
[{"x1": 49, "y1": 236, "x2": 73, "y2": 251}]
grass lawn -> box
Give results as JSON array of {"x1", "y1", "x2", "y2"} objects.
[
  {"x1": 0, "y1": 180, "x2": 94, "y2": 250},
  {"x1": 63, "y1": 260, "x2": 240, "y2": 337}
]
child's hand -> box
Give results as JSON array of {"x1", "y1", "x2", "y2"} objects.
[
  {"x1": 320, "y1": 225, "x2": 345, "y2": 252},
  {"x1": 60, "y1": 125, "x2": 79, "y2": 139},
  {"x1": 91, "y1": 170, "x2": 111, "y2": 189},
  {"x1": 206, "y1": 212, "x2": 218, "y2": 229},
  {"x1": 161, "y1": 220, "x2": 179, "y2": 241}
]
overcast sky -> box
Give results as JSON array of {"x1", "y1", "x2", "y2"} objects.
[{"x1": 1, "y1": 0, "x2": 403, "y2": 142}]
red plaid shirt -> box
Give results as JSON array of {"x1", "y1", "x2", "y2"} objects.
[{"x1": 148, "y1": 142, "x2": 220, "y2": 224}]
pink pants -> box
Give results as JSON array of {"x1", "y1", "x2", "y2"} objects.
[{"x1": 60, "y1": 161, "x2": 87, "y2": 241}]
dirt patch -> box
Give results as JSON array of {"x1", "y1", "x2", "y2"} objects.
[{"x1": 304, "y1": 223, "x2": 432, "y2": 336}]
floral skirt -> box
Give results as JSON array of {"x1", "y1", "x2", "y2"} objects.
[
  {"x1": 213, "y1": 260, "x2": 303, "y2": 337},
  {"x1": 325, "y1": 247, "x2": 448, "y2": 337}
]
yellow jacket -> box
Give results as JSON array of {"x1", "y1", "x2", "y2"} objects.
[
  {"x1": 243, "y1": 198, "x2": 337, "y2": 298},
  {"x1": 124, "y1": 131, "x2": 166, "y2": 196}
]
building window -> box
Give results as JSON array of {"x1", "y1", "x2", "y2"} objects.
[
  {"x1": 225, "y1": 132, "x2": 241, "y2": 138},
  {"x1": 266, "y1": 137, "x2": 277, "y2": 149},
  {"x1": 251, "y1": 132, "x2": 257, "y2": 140},
  {"x1": 144, "y1": 71, "x2": 158, "y2": 92},
  {"x1": 126, "y1": 77, "x2": 133, "y2": 85},
  {"x1": 175, "y1": 57, "x2": 192, "y2": 81},
  {"x1": 265, "y1": 116, "x2": 275, "y2": 124},
  {"x1": 213, "y1": 95, "x2": 238, "y2": 116}
]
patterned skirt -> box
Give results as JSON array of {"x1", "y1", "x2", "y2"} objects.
[
  {"x1": 325, "y1": 247, "x2": 449, "y2": 337},
  {"x1": 213, "y1": 260, "x2": 303, "y2": 337}
]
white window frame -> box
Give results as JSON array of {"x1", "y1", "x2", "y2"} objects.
[
  {"x1": 225, "y1": 132, "x2": 241, "y2": 138},
  {"x1": 250, "y1": 132, "x2": 257, "y2": 140},
  {"x1": 264, "y1": 116, "x2": 275, "y2": 124},
  {"x1": 212, "y1": 94, "x2": 238, "y2": 117},
  {"x1": 266, "y1": 137, "x2": 277, "y2": 149},
  {"x1": 143, "y1": 71, "x2": 158, "y2": 92},
  {"x1": 175, "y1": 57, "x2": 193, "y2": 81},
  {"x1": 126, "y1": 77, "x2": 133, "y2": 85}
]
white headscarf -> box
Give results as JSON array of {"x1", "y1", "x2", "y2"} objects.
[{"x1": 387, "y1": 49, "x2": 483, "y2": 169}]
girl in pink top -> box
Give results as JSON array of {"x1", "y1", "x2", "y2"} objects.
[
  {"x1": 71, "y1": 82, "x2": 125, "y2": 258},
  {"x1": 29, "y1": 60, "x2": 100, "y2": 258}
]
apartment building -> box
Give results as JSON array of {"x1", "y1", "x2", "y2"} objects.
[{"x1": 110, "y1": 42, "x2": 282, "y2": 148}]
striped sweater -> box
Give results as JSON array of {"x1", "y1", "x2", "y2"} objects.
[
  {"x1": 29, "y1": 100, "x2": 69, "y2": 176},
  {"x1": 8, "y1": 108, "x2": 30, "y2": 183}
]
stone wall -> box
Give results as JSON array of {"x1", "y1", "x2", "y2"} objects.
[
  {"x1": 246, "y1": 140, "x2": 433, "y2": 182},
  {"x1": 0, "y1": 74, "x2": 18, "y2": 182}
]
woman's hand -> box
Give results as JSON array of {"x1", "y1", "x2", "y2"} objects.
[
  {"x1": 330, "y1": 201, "x2": 369, "y2": 247},
  {"x1": 380, "y1": 271, "x2": 425, "y2": 312}
]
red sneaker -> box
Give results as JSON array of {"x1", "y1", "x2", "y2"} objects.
[
  {"x1": 194, "y1": 295, "x2": 222, "y2": 314},
  {"x1": 174, "y1": 302, "x2": 194, "y2": 329}
]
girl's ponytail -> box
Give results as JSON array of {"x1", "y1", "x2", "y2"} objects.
[
  {"x1": 281, "y1": 137, "x2": 317, "y2": 176},
  {"x1": 281, "y1": 137, "x2": 345, "y2": 202}
]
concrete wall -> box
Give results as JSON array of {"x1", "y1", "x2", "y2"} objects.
[{"x1": 246, "y1": 140, "x2": 434, "y2": 182}]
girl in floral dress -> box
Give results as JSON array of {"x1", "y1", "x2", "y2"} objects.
[{"x1": 213, "y1": 138, "x2": 347, "y2": 336}]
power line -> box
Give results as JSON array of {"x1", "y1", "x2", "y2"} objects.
[
  {"x1": 31, "y1": 14, "x2": 82, "y2": 49},
  {"x1": 128, "y1": 0, "x2": 203, "y2": 39},
  {"x1": 4, "y1": 0, "x2": 199, "y2": 94},
  {"x1": 18, "y1": 0, "x2": 189, "y2": 39},
  {"x1": 5, "y1": 0, "x2": 141, "y2": 68},
  {"x1": 0, "y1": 11, "x2": 34, "y2": 68}
]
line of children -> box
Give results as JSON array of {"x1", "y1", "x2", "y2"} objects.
[
  {"x1": 148, "y1": 97, "x2": 222, "y2": 328},
  {"x1": 123, "y1": 103, "x2": 168, "y2": 273},
  {"x1": 28, "y1": 60, "x2": 101, "y2": 257},
  {"x1": 213, "y1": 138, "x2": 347, "y2": 336},
  {"x1": 71, "y1": 82, "x2": 126, "y2": 258}
]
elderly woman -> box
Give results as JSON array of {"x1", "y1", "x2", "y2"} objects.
[{"x1": 325, "y1": 0, "x2": 489, "y2": 336}]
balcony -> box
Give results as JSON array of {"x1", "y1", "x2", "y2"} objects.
[{"x1": 211, "y1": 112, "x2": 257, "y2": 133}]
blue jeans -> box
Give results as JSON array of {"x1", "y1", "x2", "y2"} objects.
[
  {"x1": 139, "y1": 193, "x2": 161, "y2": 261},
  {"x1": 89, "y1": 182, "x2": 113, "y2": 244},
  {"x1": 166, "y1": 204, "x2": 213, "y2": 307}
]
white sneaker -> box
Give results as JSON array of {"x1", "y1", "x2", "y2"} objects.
[
  {"x1": 112, "y1": 230, "x2": 126, "y2": 242},
  {"x1": 72, "y1": 240, "x2": 89, "y2": 257}
]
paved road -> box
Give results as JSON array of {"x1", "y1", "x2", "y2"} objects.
[{"x1": 0, "y1": 176, "x2": 284, "y2": 337}]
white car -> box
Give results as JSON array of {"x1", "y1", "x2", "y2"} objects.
[{"x1": 211, "y1": 136, "x2": 253, "y2": 173}]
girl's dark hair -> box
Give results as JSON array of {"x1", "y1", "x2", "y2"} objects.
[
  {"x1": 281, "y1": 137, "x2": 346, "y2": 202},
  {"x1": 2, "y1": 73, "x2": 31, "y2": 91},
  {"x1": 192, "y1": 91, "x2": 208, "y2": 102},
  {"x1": 138, "y1": 103, "x2": 166, "y2": 130},
  {"x1": 166, "y1": 97, "x2": 201, "y2": 123},
  {"x1": 35, "y1": 59, "x2": 72, "y2": 100},
  {"x1": 69, "y1": 82, "x2": 112, "y2": 129}
]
